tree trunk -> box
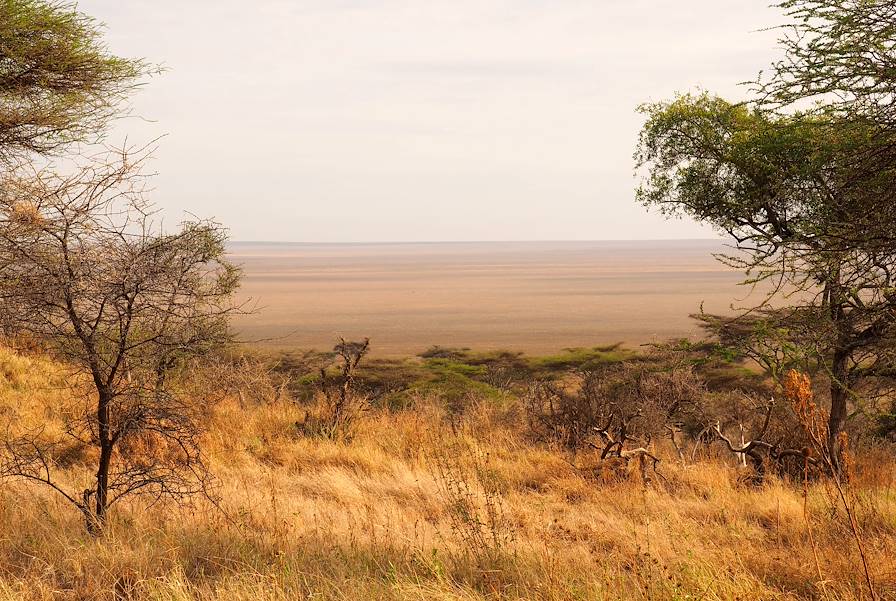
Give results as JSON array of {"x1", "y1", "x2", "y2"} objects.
[
  {"x1": 90, "y1": 390, "x2": 113, "y2": 534},
  {"x1": 825, "y1": 262, "x2": 848, "y2": 475},
  {"x1": 828, "y1": 350, "x2": 849, "y2": 474},
  {"x1": 94, "y1": 440, "x2": 112, "y2": 526}
]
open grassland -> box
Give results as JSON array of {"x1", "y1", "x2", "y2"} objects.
[
  {"x1": 229, "y1": 241, "x2": 747, "y2": 356},
  {"x1": 0, "y1": 345, "x2": 895, "y2": 600}
]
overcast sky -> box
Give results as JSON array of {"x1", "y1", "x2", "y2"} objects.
[{"x1": 80, "y1": 0, "x2": 782, "y2": 242}]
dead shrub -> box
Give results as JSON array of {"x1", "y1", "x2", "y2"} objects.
[{"x1": 296, "y1": 338, "x2": 371, "y2": 441}]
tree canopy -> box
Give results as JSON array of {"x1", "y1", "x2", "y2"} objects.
[
  {"x1": 761, "y1": 0, "x2": 896, "y2": 124},
  {"x1": 0, "y1": 0, "x2": 145, "y2": 163}
]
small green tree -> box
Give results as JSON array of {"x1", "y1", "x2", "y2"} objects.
[{"x1": 0, "y1": 0, "x2": 145, "y2": 163}]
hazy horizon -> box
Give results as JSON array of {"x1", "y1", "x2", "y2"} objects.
[{"x1": 228, "y1": 237, "x2": 724, "y2": 245}]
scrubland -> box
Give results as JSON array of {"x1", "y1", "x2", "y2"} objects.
[{"x1": 0, "y1": 344, "x2": 894, "y2": 600}]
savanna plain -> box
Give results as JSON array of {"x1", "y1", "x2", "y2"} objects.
[
  {"x1": 1, "y1": 242, "x2": 893, "y2": 601},
  {"x1": 230, "y1": 240, "x2": 744, "y2": 354}
]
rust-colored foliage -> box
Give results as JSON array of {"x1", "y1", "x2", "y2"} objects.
[{"x1": 784, "y1": 370, "x2": 826, "y2": 461}]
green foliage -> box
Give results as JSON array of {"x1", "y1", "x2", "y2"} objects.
[
  {"x1": 0, "y1": 0, "x2": 146, "y2": 161},
  {"x1": 529, "y1": 345, "x2": 633, "y2": 374},
  {"x1": 652, "y1": 338, "x2": 758, "y2": 389},
  {"x1": 419, "y1": 346, "x2": 471, "y2": 360},
  {"x1": 424, "y1": 358, "x2": 487, "y2": 378},
  {"x1": 416, "y1": 358, "x2": 503, "y2": 408},
  {"x1": 284, "y1": 345, "x2": 647, "y2": 412},
  {"x1": 635, "y1": 93, "x2": 878, "y2": 261},
  {"x1": 765, "y1": 0, "x2": 896, "y2": 125}
]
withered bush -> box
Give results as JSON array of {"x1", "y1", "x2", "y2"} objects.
[
  {"x1": 296, "y1": 338, "x2": 371, "y2": 441},
  {"x1": 191, "y1": 350, "x2": 291, "y2": 408},
  {"x1": 524, "y1": 359, "x2": 705, "y2": 454},
  {"x1": 0, "y1": 150, "x2": 241, "y2": 534}
]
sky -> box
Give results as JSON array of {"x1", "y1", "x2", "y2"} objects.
[{"x1": 80, "y1": 0, "x2": 782, "y2": 243}]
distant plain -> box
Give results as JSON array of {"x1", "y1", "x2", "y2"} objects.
[{"x1": 229, "y1": 240, "x2": 749, "y2": 356}]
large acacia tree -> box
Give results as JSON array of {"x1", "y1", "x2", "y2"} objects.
[
  {"x1": 0, "y1": 150, "x2": 241, "y2": 532},
  {"x1": 636, "y1": 0, "x2": 896, "y2": 470}
]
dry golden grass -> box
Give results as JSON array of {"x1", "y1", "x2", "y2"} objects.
[{"x1": 0, "y1": 345, "x2": 895, "y2": 600}]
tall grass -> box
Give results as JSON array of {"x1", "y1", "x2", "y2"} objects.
[{"x1": 0, "y1": 346, "x2": 894, "y2": 600}]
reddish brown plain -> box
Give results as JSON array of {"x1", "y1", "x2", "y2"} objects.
[{"x1": 230, "y1": 240, "x2": 750, "y2": 355}]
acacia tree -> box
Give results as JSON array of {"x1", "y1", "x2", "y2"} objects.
[
  {"x1": 636, "y1": 0, "x2": 896, "y2": 471},
  {"x1": 637, "y1": 91, "x2": 896, "y2": 471},
  {"x1": 0, "y1": 0, "x2": 145, "y2": 164},
  {"x1": 0, "y1": 149, "x2": 241, "y2": 532},
  {"x1": 763, "y1": 0, "x2": 896, "y2": 126},
  {"x1": 636, "y1": 0, "x2": 896, "y2": 474}
]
